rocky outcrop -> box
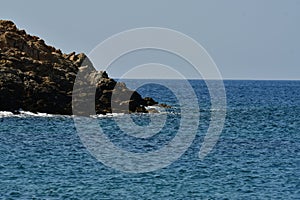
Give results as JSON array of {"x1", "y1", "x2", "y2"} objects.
[{"x1": 0, "y1": 20, "x2": 157, "y2": 115}]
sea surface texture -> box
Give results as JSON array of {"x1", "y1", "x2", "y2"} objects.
[{"x1": 0, "y1": 80, "x2": 299, "y2": 199}]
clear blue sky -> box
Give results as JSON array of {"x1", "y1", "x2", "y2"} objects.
[{"x1": 1, "y1": 0, "x2": 299, "y2": 80}]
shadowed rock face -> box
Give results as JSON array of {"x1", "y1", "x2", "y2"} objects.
[{"x1": 0, "y1": 20, "x2": 156, "y2": 115}]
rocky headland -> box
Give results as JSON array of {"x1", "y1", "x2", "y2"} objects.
[{"x1": 0, "y1": 20, "x2": 158, "y2": 115}]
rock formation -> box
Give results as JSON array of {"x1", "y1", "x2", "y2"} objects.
[{"x1": 0, "y1": 20, "x2": 157, "y2": 115}]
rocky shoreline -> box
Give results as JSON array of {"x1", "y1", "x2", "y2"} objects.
[{"x1": 0, "y1": 20, "x2": 158, "y2": 115}]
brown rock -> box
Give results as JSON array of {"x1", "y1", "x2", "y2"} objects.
[{"x1": 0, "y1": 20, "x2": 158, "y2": 115}]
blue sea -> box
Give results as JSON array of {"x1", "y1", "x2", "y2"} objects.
[{"x1": 0, "y1": 80, "x2": 299, "y2": 199}]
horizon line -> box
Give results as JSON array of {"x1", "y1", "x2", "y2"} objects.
[{"x1": 111, "y1": 77, "x2": 300, "y2": 81}]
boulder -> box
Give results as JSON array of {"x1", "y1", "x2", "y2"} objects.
[{"x1": 0, "y1": 20, "x2": 158, "y2": 115}]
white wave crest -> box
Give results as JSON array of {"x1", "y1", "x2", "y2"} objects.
[
  {"x1": 145, "y1": 105, "x2": 166, "y2": 113},
  {"x1": 0, "y1": 110, "x2": 59, "y2": 118}
]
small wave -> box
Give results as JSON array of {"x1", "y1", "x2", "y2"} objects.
[
  {"x1": 19, "y1": 111, "x2": 55, "y2": 117},
  {"x1": 90, "y1": 113, "x2": 125, "y2": 118},
  {"x1": 0, "y1": 110, "x2": 63, "y2": 118},
  {"x1": 0, "y1": 111, "x2": 15, "y2": 118},
  {"x1": 0, "y1": 108, "x2": 174, "y2": 119},
  {"x1": 145, "y1": 105, "x2": 166, "y2": 113}
]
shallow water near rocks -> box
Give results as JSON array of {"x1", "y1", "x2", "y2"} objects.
[{"x1": 0, "y1": 80, "x2": 299, "y2": 199}]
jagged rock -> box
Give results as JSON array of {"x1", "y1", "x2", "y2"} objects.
[
  {"x1": 144, "y1": 97, "x2": 158, "y2": 106},
  {"x1": 0, "y1": 20, "x2": 158, "y2": 115}
]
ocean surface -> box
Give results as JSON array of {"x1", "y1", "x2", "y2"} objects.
[{"x1": 0, "y1": 80, "x2": 299, "y2": 199}]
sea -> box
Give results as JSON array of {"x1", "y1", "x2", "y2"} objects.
[{"x1": 0, "y1": 80, "x2": 299, "y2": 199}]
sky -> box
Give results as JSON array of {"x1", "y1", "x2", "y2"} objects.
[{"x1": 1, "y1": 0, "x2": 299, "y2": 80}]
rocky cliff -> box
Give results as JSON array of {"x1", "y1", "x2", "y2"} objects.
[{"x1": 0, "y1": 20, "x2": 157, "y2": 115}]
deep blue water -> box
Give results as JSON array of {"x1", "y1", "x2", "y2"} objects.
[{"x1": 0, "y1": 80, "x2": 299, "y2": 199}]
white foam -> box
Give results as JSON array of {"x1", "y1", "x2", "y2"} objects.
[
  {"x1": 0, "y1": 111, "x2": 14, "y2": 118},
  {"x1": 19, "y1": 111, "x2": 55, "y2": 117},
  {"x1": 0, "y1": 108, "x2": 172, "y2": 119},
  {"x1": 0, "y1": 110, "x2": 62, "y2": 118},
  {"x1": 90, "y1": 113, "x2": 125, "y2": 118},
  {"x1": 145, "y1": 105, "x2": 166, "y2": 113}
]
